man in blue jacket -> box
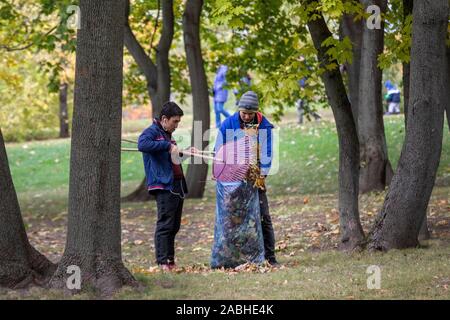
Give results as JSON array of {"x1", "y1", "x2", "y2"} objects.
[
  {"x1": 138, "y1": 101, "x2": 192, "y2": 271},
  {"x1": 213, "y1": 65, "x2": 231, "y2": 128},
  {"x1": 384, "y1": 80, "x2": 401, "y2": 115},
  {"x1": 215, "y1": 91, "x2": 279, "y2": 266}
]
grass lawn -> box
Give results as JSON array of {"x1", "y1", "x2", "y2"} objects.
[{"x1": 2, "y1": 114, "x2": 450, "y2": 299}]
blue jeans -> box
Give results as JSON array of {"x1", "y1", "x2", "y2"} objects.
[{"x1": 214, "y1": 101, "x2": 231, "y2": 128}]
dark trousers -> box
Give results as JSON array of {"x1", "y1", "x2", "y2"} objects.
[
  {"x1": 154, "y1": 181, "x2": 184, "y2": 265},
  {"x1": 258, "y1": 189, "x2": 276, "y2": 261}
]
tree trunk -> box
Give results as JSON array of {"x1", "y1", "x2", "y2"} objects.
[
  {"x1": 306, "y1": 5, "x2": 365, "y2": 250},
  {"x1": 368, "y1": 0, "x2": 448, "y2": 251},
  {"x1": 0, "y1": 128, "x2": 56, "y2": 289},
  {"x1": 49, "y1": 0, "x2": 137, "y2": 296},
  {"x1": 59, "y1": 82, "x2": 70, "y2": 138},
  {"x1": 123, "y1": 0, "x2": 174, "y2": 202},
  {"x1": 183, "y1": 0, "x2": 210, "y2": 198},
  {"x1": 358, "y1": 0, "x2": 393, "y2": 194},
  {"x1": 341, "y1": 10, "x2": 363, "y2": 124},
  {"x1": 402, "y1": 0, "x2": 413, "y2": 128},
  {"x1": 418, "y1": 212, "x2": 430, "y2": 241},
  {"x1": 446, "y1": 44, "x2": 450, "y2": 131},
  {"x1": 156, "y1": 0, "x2": 174, "y2": 110}
]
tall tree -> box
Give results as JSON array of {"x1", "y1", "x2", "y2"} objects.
[
  {"x1": 368, "y1": 0, "x2": 448, "y2": 250},
  {"x1": 122, "y1": 0, "x2": 175, "y2": 202},
  {"x1": 357, "y1": 0, "x2": 393, "y2": 193},
  {"x1": 183, "y1": 0, "x2": 210, "y2": 198},
  {"x1": 341, "y1": 10, "x2": 363, "y2": 124},
  {"x1": 0, "y1": 128, "x2": 56, "y2": 288},
  {"x1": 402, "y1": 0, "x2": 413, "y2": 128},
  {"x1": 446, "y1": 44, "x2": 450, "y2": 131},
  {"x1": 49, "y1": 0, "x2": 136, "y2": 295},
  {"x1": 306, "y1": 2, "x2": 365, "y2": 249}
]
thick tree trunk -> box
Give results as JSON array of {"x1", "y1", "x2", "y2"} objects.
[
  {"x1": 358, "y1": 0, "x2": 393, "y2": 194},
  {"x1": 59, "y1": 82, "x2": 70, "y2": 138},
  {"x1": 418, "y1": 212, "x2": 430, "y2": 241},
  {"x1": 49, "y1": 0, "x2": 136, "y2": 295},
  {"x1": 446, "y1": 44, "x2": 450, "y2": 131},
  {"x1": 402, "y1": 0, "x2": 413, "y2": 128},
  {"x1": 183, "y1": 0, "x2": 210, "y2": 198},
  {"x1": 0, "y1": 128, "x2": 56, "y2": 289},
  {"x1": 368, "y1": 0, "x2": 448, "y2": 251},
  {"x1": 341, "y1": 11, "x2": 363, "y2": 124},
  {"x1": 123, "y1": 0, "x2": 174, "y2": 202},
  {"x1": 306, "y1": 6, "x2": 365, "y2": 250}
]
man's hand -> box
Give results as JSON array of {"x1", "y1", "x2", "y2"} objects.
[
  {"x1": 170, "y1": 144, "x2": 180, "y2": 155},
  {"x1": 186, "y1": 147, "x2": 200, "y2": 154}
]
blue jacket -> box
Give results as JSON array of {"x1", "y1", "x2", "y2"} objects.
[
  {"x1": 213, "y1": 65, "x2": 229, "y2": 103},
  {"x1": 215, "y1": 112, "x2": 274, "y2": 176},
  {"x1": 138, "y1": 119, "x2": 187, "y2": 193}
]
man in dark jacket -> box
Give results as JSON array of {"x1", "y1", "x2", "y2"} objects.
[
  {"x1": 215, "y1": 91, "x2": 279, "y2": 266},
  {"x1": 138, "y1": 101, "x2": 193, "y2": 271}
]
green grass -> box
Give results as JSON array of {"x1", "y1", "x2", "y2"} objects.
[{"x1": 116, "y1": 245, "x2": 450, "y2": 300}]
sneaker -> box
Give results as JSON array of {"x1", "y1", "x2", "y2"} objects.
[
  {"x1": 267, "y1": 258, "x2": 280, "y2": 267},
  {"x1": 159, "y1": 263, "x2": 176, "y2": 272}
]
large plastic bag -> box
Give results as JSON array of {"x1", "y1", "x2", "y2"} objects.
[{"x1": 210, "y1": 181, "x2": 265, "y2": 268}]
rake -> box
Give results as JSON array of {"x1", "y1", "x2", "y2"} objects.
[
  {"x1": 121, "y1": 137, "x2": 264, "y2": 188},
  {"x1": 213, "y1": 133, "x2": 260, "y2": 183}
]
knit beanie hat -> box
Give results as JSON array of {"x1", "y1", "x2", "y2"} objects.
[{"x1": 238, "y1": 91, "x2": 259, "y2": 112}]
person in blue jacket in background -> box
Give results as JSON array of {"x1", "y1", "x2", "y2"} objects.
[
  {"x1": 215, "y1": 91, "x2": 279, "y2": 266},
  {"x1": 213, "y1": 65, "x2": 231, "y2": 128},
  {"x1": 384, "y1": 80, "x2": 401, "y2": 115}
]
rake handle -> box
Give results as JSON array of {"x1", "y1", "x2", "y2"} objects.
[
  {"x1": 121, "y1": 148, "x2": 224, "y2": 162},
  {"x1": 182, "y1": 150, "x2": 224, "y2": 162}
]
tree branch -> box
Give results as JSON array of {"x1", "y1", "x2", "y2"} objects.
[
  {"x1": 157, "y1": 0, "x2": 174, "y2": 55},
  {"x1": 0, "y1": 25, "x2": 57, "y2": 52},
  {"x1": 123, "y1": 0, "x2": 157, "y2": 88},
  {"x1": 150, "y1": 0, "x2": 161, "y2": 53}
]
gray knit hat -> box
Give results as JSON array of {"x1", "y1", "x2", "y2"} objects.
[{"x1": 238, "y1": 91, "x2": 259, "y2": 112}]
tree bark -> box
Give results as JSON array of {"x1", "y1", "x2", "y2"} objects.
[
  {"x1": 446, "y1": 44, "x2": 450, "y2": 131},
  {"x1": 183, "y1": 0, "x2": 210, "y2": 198},
  {"x1": 0, "y1": 128, "x2": 56, "y2": 289},
  {"x1": 123, "y1": 0, "x2": 174, "y2": 202},
  {"x1": 341, "y1": 9, "x2": 363, "y2": 124},
  {"x1": 59, "y1": 82, "x2": 70, "y2": 138},
  {"x1": 49, "y1": 0, "x2": 137, "y2": 296},
  {"x1": 358, "y1": 0, "x2": 393, "y2": 194},
  {"x1": 418, "y1": 212, "x2": 430, "y2": 241},
  {"x1": 402, "y1": 0, "x2": 413, "y2": 128},
  {"x1": 368, "y1": 0, "x2": 448, "y2": 251},
  {"x1": 306, "y1": 5, "x2": 365, "y2": 250}
]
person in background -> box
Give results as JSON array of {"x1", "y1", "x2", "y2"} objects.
[
  {"x1": 138, "y1": 101, "x2": 197, "y2": 271},
  {"x1": 384, "y1": 80, "x2": 401, "y2": 115},
  {"x1": 215, "y1": 91, "x2": 279, "y2": 266},
  {"x1": 213, "y1": 65, "x2": 231, "y2": 128},
  {"x1": 234, "y1": 71, "x2": 252, "y2": 106}
]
